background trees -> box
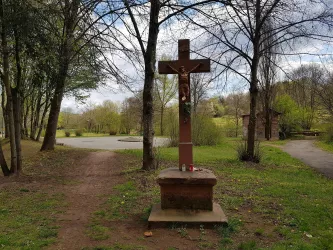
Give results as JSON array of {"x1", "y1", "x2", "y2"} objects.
[
  {"x1": 184, "y1": 0, "x2": 333, "y2": 160},
  {"x1": 1, "y1": 0, "x2": 333, "y2": 176}
]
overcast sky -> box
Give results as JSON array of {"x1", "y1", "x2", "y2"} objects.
[{"x1": 63, "y1": 1, "x2": 333, "y2": 113}]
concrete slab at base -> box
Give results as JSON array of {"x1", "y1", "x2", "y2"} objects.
[{"x1": 148, "y1": 203, "x2": 227, "y2": 227}]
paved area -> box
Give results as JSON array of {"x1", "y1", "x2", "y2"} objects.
[
  {"x1": 56, "y1": 136, "x2": 169, "y2": 150},
  {"x1": 283, "y1": 140, "x2": 333, "y2": 179}
]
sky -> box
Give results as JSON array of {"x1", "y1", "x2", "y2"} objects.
[{"x1": 62, "y1": 1, "x2": 333, "y2": 113}]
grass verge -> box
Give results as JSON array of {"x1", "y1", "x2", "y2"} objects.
[
  {"x1": 116, "y1": 140, "x2": 333, "y2": 249},
  {"x1": 0, "y1": 140, "x2": 92, "y2": 249},
  {"x1": 315, "y1": 140, "x2": 333, "y2": 153}
]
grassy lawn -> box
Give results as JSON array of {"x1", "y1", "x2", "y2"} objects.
[
  {"x1": 1, "y1": 139, "x2": 332, "y2": 249},
  {"x1": 0, "y1": 141, "x2": 91, "y2": 249},
  {"x1": 114, "y1": 140, "x2": 333, "y2": 249},
  {"x1": 315, "y1": 140, "x2": 333, "y2": 153},
  {"x1": 56, "y1": 130, "x2": 110, "y2": 138}
]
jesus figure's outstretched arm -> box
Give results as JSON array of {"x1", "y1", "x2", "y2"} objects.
[
  {"x1": 189, "y1": 63, "x2": 202, "y2": 73},
  {"x1": 167, "y1": 64, "x2": 180, "y2": 74}
]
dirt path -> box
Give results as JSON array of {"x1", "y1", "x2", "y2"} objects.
[
  {"x1": 283, "y1": 140, "x2": 333, "y2": 179},
  {"x1": 49, "y1": 151, "x2": 123, "y2": 250}
]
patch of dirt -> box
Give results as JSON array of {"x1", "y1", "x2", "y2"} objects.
[
  {"x1": 48, "y1": 151, "x2": 124, "y2": 250},
  {"x1": 1, "y1": 148, "x2": 283, "y2": 250}
]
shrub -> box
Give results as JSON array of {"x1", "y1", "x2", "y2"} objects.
[
  {"x1": 65, "y1": 131, "x2": 71, "y2": 137},
  {"x1": 220, "y1": 119, "x2": 242, "y2": 137},
  {"x1": 75, "y1": 129, "x2": 83, "y2": 136},
  {"x1": 166, "y1": 116, "x2": 179, "y2": 147},
  {"x1": 192, "y1": 115, "x2": 223, "y2": 146},
  {"x1": 323, "y1": 125, "x2": 333, "y2": 143},
  {"x1": 165, "y1": 114, "x2": 223, "y2": 147},
  {"x1": 236, "y1": 140, "x2": 262, "y2": 163},
  {"x1": 109, "y1": 130, "x2": 117, "y2": 135}
]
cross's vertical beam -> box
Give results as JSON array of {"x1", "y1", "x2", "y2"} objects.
[
  {"x1": 178, "y1": 40, "x2": 192, "y2": 170},
  {"x1": 158, "y1": 39, "x2": 210, "y2": 171}
]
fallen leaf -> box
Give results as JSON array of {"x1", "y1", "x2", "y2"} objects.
[{"x1": 144, "y1": 231, "x2": 153, "y2": 237}]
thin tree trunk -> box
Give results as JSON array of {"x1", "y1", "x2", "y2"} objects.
[
  {"x1": 235, "y1": 110, "x2": 239, "y2": 137},
  {"x1": 0, "y1": 0, "x2": 17, "y2": 174},
  {"x1": 160, "y1": 106, "x2": 164, "y2": 136},
  {"x1": 31, "y1": 89, "x2": 42, "y2": 140},
  {"x1": 13, "y1": 26, "x2": 22, "y2": 172},
  {"x1": 12, "y1": 88, "x2": 22, "y2": 172},
  {"x1": 36, "y1": 101, "x2": 50, "y2": 142},
  {"x1": 264, "y1": 104, "x2": 270, "y2": 140},
  {"x1": 0, "y1": 139, "x2": 9, "y2": 176},
  {"x1": 23, "y1": 101, "x2": 29, "y2": 138},
  {"x1": 1, "y1": 81, "x2": 7, "y2": 138}
]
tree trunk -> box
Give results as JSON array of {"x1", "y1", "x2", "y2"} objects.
[
  {"x1": 247, "y1": 0, "x2": 261, "y2": 161},
  {"x1": 13, "y1": 26, "x2": 22, "y2": 172},
  {"x1": 40, "y1": 73, "x2": 67, "y2": 150},
  {"x1": 36, "y1": 102, "x2": 50, "y2": 141},
  {"x1": 23, "y1": 101, "x2": 29, "y2": 138},
  {"x1": 1, "y1": 81, "x2": 7, "y2": 138},
  {"x1": 0, "y1": 139, "x2": 9, "y2": 176},
  {"x1": 40, "y1": 0, "x2": 79, "y2": 151},
  {"x1": 0, "y1": 0, "x2": 18, "y2": 174},
  {"x1": 235, "y1": 110, "x2": 239, "y2": 137},
  {"x1": 12, "y1": 87, "x2": 22, "y2": 172},
  {"x1": 247, "y1": 55, "x2": 259, "y2": 160},
  {"x1": 142, "y1": 0, "x2": 160, "y2": 170},
  {"x1": 264, "y1": 104, "x2": 270, "y2": 140},
  {"x1": 160, "y1": 106, "x2": 164, "y2": 136},
  {"x1": 30, "y1": 94, "x2": 36, "y2": 138}
]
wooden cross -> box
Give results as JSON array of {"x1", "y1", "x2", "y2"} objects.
[{"x1": 158, "y1": 39, "x2": 210, "y2": 171}]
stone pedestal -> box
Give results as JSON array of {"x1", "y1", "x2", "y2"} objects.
[{"x1": 148, "y1": 168, "x2": 227, "y2": 227}]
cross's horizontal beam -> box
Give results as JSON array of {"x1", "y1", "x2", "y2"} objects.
[{"x1": 158, "y1": 59, "x2": 210, "y2": 75}]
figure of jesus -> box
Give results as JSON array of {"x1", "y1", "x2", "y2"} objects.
[{"x1": 167, "y1": 63, "x2": 202, "y2": 101}]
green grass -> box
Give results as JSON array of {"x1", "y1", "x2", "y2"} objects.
[
  {"x1": 0, "y1": 190, "x2": 64, "y2": 249},
  {"x1": 0, "y1": 140, "x2": 92, "y2": 249},
  {"x1": 117, "y1": 140, "x2": 333, "y2": 249},
  {"x1": 315, "y1": 140, "x2": 333, "y2": 153},
  {"x1": 56, "y1": 130, "x2": 110, "y2": 138}
]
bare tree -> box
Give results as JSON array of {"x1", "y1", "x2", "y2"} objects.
[
  {"x1": 184, "y1": 0, "x2": 333, "y2": 161},
  {"x1": 316, "y1": 72, "x2": 333, "y2": 119},
  {"x1": 225, "y1": 92, "x2": 248, "y2": 137},
  {"x1": 104, "y1": 0, "x2": 214, "y2": 170},
  {"x1": 155, "y1": 73, "x2": 177, "y2": 135},
  {"x1": 191, "y1": 73, "x2": 212, "y2": 114}
]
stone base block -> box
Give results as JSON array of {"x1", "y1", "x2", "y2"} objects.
[
  {"x1": 158, "y1": 168, "x2": 216, "y2": 210},
  {"x1": 148, "y1": 203, "x2": 228, "y2": 227}
]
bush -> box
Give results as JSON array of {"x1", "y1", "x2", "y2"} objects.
[
  {"x1": 236, "y1": 140, "x2": 262, "y2": 163},
  {"x1": 75, "y1": 129, "x2": 83, "y2": 136},
  {"x1": 220, "y1": 119, "x2": 242, "y2": 137},
  {"x1": 65, "y1": 131, "x2": 71, "y2": 137},
  {"x1": 166, "y1": 114, "x2": 179, "y2": 147},
  {"x1": 323, "y1": 125, "x2": 333, "y2": 143},
  {"x1": 109, "y1": 130, "x2": 117, "y2": 135},
  {"x1": 165, "y1": 114, "x2": 223, "y2": 146},
  {"x1": 192, "y1": 115, "x2": 223, "y2": 146}
]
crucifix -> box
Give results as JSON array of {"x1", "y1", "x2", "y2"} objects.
[{"x1": 158, "y1": 39, "x2": 210, "y2": 171}]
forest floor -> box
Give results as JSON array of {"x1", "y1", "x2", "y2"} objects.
[{"x1": 0, "y1": 140, "x2": 333, "y2": 250}]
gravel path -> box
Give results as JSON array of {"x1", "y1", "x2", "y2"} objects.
[
  {"x1": 283, "y1": 140, "x2": 333, "y2": 179},
  {"x1": 56, "y1": 136, "x2": 169, "y2": 150}
]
